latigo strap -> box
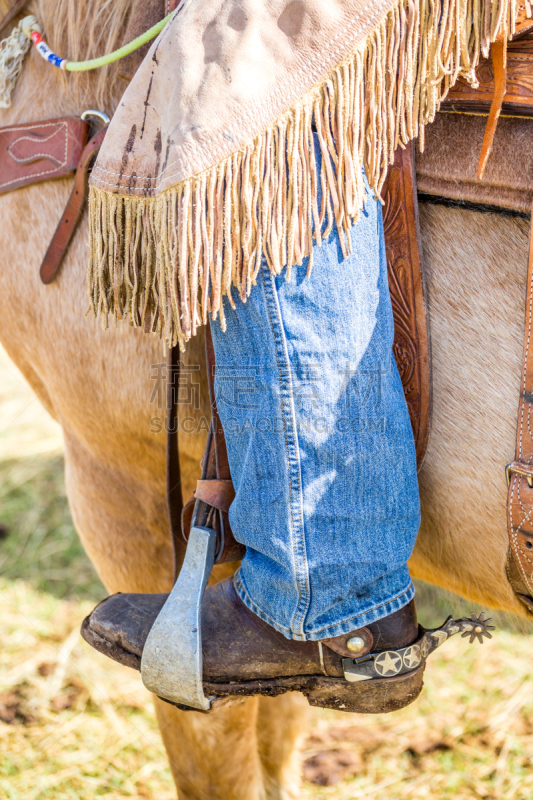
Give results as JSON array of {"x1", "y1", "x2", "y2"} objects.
[
  {"x1": 40, "y1": 124, "x2": 107, "y2": 284},
  {"x1": 506, "y1": 214, "x2": 533, "y2": 601}
]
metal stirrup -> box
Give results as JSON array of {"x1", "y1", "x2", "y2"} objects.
[{"x1": 140, "y1": 526, "x2": 217, "y2": 711}]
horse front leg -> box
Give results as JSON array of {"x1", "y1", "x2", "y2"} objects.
[
  {"x1": 257, "y1": 695, "x2": 309, "y2": 800},
  {"x1": 63, "y1": 432, "x2": 304, "y2": 799},
  {"x1": 155, "y1": 697, "x2": 269, "y2": 800}
]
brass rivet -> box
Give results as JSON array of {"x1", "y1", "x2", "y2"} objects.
[
  {"x1": 346, "y1": 635, "x2": 366, "y2": 653},
  {"x1": 474, "y1": 625, "x2": 483, "y2": 633}
]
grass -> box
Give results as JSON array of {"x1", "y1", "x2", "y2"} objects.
[{"x1": 1, "y1": 345, "x2": 533, "y2": 799}]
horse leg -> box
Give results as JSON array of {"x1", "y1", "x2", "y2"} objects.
[
  {"x1": 256, "y1": 695, "x2": 309, "y2": 800},
  {"x1": 64, "y1": 433, "x2": 305, "y2": 799},
  {"x1": 156, "y1": 695, "x2": 307, "y2": 800},
  {"x1": 155, "y1": 697, "x2": 268, "y2": 800}
]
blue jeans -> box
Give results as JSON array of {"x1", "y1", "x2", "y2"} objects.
[{"x1": 210, "y1": 170, "x2": 420, "y2": 642}]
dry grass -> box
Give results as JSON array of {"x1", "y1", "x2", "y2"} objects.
[
  {"x1": 0, "y1": 581, "x2": 176, "y2": 800},
  {"x1": 1, "y1": 344, "x2": 533, "y2": 799}
]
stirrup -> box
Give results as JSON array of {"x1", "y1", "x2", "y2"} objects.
[{"x1": 141, "y1": 525, "x2": 217, "y2": 711}]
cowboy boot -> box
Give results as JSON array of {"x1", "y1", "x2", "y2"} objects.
[{"x1": 81, "y1": 575, "x2": 493, "y2": 714}]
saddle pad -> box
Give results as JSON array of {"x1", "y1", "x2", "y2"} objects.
[
  {"x1": 416, "y1": 113, "x2": 533, "y2": 214},
  {"x1": 417, "y1": 29, "x2": 533, "y2": 213}
]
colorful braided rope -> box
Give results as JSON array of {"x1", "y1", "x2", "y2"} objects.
[
  {"x1": 30, "y1": 30, "x2": 66, "y2": 69},
  {"x1": 23, "y1": 11, "x2": 174, "y2": 72}
]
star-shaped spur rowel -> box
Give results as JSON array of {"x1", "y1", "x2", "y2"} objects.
[{"x1": 460, "y1": 612, "x2": 495, "y2": 644}]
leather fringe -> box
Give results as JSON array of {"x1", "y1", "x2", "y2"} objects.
[{"x1": 88, "y1": 0, "x2": 519, "y2": 349}]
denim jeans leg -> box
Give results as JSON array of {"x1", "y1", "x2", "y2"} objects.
[{"x1": 209, "y1": 177, "x2": 421, "y2": 642}]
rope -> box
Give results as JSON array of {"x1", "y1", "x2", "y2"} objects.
[
  {"x1": 0, "y1": 16, "x2": 31, "y2": 107},
  {"x1": 21, "y1": 13, "x2": 174, "y2": 71}
]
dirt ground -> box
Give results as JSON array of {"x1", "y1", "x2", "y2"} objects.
[{"x1": 1, "y1": 345, "x2": 533, "y2": 800}]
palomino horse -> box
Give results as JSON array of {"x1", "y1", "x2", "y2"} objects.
[{"x1": 0, "y1": 0, "x2": 530, "y2": 797}]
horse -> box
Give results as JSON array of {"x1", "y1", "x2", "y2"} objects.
[{"x1": 0, "y1": 0, "x2": 530, "y2": 797}]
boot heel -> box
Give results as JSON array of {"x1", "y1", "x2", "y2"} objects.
[{"x1": 304, "y1": 665, "x2": 425, "y2": 713}]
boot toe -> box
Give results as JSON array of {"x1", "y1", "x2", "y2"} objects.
[{"x1": 81, "y1": 592, "x2": 167, "y2": 670}]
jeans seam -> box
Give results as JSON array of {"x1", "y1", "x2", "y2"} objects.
[{"x1": 261, "y1": 265, "x2": 311, "y2": 636}]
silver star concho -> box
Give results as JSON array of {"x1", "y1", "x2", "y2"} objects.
[
  {"x1": 374, "y1": 651, "x2": 402, "y2": 676},
  {"x1": 402, "y1": 644, "x2": 422, "y2": 669}
]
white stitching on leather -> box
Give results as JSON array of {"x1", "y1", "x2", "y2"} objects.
[
  {"x1": 512, "y1": 240, "x2": 533, "y2": 592},
  {"x1": 519, "y1": 259, "x2": 533, "y2": 459},
  {"x1": 0, "y1": 121, "x2": 69, "y2": 191},
  {"x1": 7, "y1": 127, "x2": 68, "y2": 165},
  {"x1": 510, "y1": 475, "x2": 533, "y2": 593}
]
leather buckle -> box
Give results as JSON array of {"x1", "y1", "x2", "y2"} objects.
[{"x1": 506, "y1": 461, "x2": 533, "y2": 488}]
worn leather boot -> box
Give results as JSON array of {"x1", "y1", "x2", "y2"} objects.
[{"x1": 82, "y1": 576, "x2": 424, "y2": 713}]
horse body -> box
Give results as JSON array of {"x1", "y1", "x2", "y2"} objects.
[
  {"x1": 415, "y1": 202, "x2": 528, "y2": 612},
  {"x1": 0, "y1": 0, "x2": 528, "y2": 796}
]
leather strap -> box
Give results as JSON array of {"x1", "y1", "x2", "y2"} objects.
[
  {"x1": 477, "y1": 37, "x2": 508, "y2": 180},
  {"x1": 40, "y1": 125, "x2": 107, "y2": 284},
  {"x1": 195, "y1": 480, "x2": 235, "y2": 513},
  {"x1": 205, "y1": 321, "x2": 232, "y2": 483},
  {"x1": 0, "y1": 117, "x2": 88, "y2": 196},
  {"x1": 0, "y1": 0, "x2": 27, "y2": 37},
  {"x1": 166, "y1": 344, "x2": 185, "y2": 581},
  {"x1": 442, "y1": 28, "x2": 533, "y2": 179},
  {"x1": 179, "y1": 321, "x2": 245, "y2": 564},
  {"x1": 506, "y1": 212, "x2": 533, "y2": 599},
  {"x1": 197, "y1": 321, "x2": 245, "y2": 563},
  {"x1": 384, "y1": 142, "x2": 431, "y2": 468},
  {"x1": 443, "y1": 29, "x2": 533, "y2": 118}
]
